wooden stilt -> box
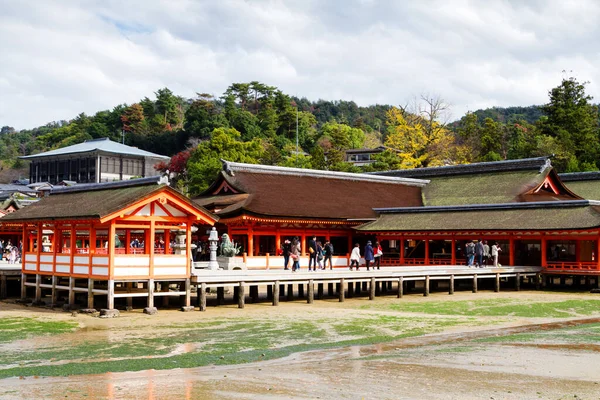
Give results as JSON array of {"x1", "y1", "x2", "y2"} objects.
[
  {"x1": 273, "y1": 281, "x2": 280, "y2": 306},
  {"x1": 51, "y1": 275, "x2": 57, "y2": 306},
  {"x1": 238, "y1": 282, "x2": 245, "y2": 309},
  {"x1": 68, "y1": 276, "x2": 75, "y2": 307},
  {"x1": 328, "y1": 282, "x2": 334, "y2": 296},
  {"x1": 107, "y1": 279, "x2": 115, "y2": 310},
  {"x1": 472, "y1": 274, "x2": 478, "y2": 293},
  {"x1": 424, "y1": 276, "x2": 430, "y2": 297},
  {"x1": 335, "y1": 282, "x2": 340, "y2": 295},
  {"x1": 307, "y1": 280, "x2": 314, "y2": 304},
  {"x1": 495, "y1": 273, "x2": 500, "y2": 292},
  {"x1": 21, "y1": 273, "x2": 26, "y2": 300},
  {"x1": 279, "y1": 284, "x2": 285, "y2": 297},
  {"x1": 267, "y1": 285, "x2": 273, "y2": 301},
  {"x1": 287, "y1": 284, "x2": 294, "y2": 301},
  {"x1": 317, "y1": 283, "x2": 323, "y2": 300},
  {"x1": 35, "y1": 274, "x2": 41, "y2": 303},
  {"x1": 398, "y1": 277, "x2": 403, "y2": 298},
  {"x1": 347, "y1": 282, "x2": 353, "y2": 298},
  {"x1": 217, "y1": 286, "x2": 224, "y2": 305},
  {"x1": 355, "y1": 281, "x2": 361, "y2": 296},
  {"x1": 388, "y1": 281, "x2": 393, "y2": 291},
  {"x1": 515, "y1": 273, "x2": 521, "y2": 291},
  {"x1": 250, "y1": 285, "x2": 259, "y2": 303},
  {"x1": 362, "y1": 282, "x2": 367, "y2": 291},
  {"x1": 536, "y1": 273, "x2": 541, "y2": 290},
  {"x1": 339, "y1": 278, "x2": 345, "y2": 302},
  {"x1": 200, "y1": 283, "x2": 207, "y2": 311},
  {"x1": 185, "y1": 279, "x2": 191, "y2": 307},
  {"x1": 369, "y1": 277, "x2": 376, "y2": 300},
  {"x1": 147, "y1": 279, "x2": 154, "y2": 308},
  {"x1": 87, "y1": 279, "x2": 94, "y2": 309},
  {"x1": 298, "y1": 284, "x2": 304, "y2": 298},
  {"x1": 449, "y1": 275, "x2": 454, "y2": 295},
  {"x1": 0, "y1": 274, "x2": 7, "y2": 300}
]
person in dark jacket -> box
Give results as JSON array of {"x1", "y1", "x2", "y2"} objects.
[
  {"x1": 323, "y1": 240, "x2": 334, "y2": 270},
  {"x1": 282, "y1": 239, "x2": 292, "y2": 270},
  {"x1": 308, "y1": 235, "x2": 317, "y2": 271},
  {"x1": 475, "y1": 239, "x2": 484, "y2": 268},
  {"x1": 364, "y1": 241, "x2": 374, "y2": 271}
]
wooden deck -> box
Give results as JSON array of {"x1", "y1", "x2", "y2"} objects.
[{"x1": 191, "y1": 265, "x2": 543, "y2": 309}]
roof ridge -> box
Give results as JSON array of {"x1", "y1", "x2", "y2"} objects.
[
  {"x1": 48, "y1": 176, "x2": 167, "y2": 194},
  {"x1": 371, "y1": 156, "x2": 551, "y2": 178},
  {"x1": 558, "y1": 171, "x2": 600, "y2": 182},
  {"x1": 374, "y1": 200, "x2": 598, "y2": 214},
  {"x1": 220, "y1": 160, "x2": 430, "y2": 187}
]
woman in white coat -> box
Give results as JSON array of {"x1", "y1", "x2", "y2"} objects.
[{"x1": 350, "y1": 243, "x2": 361, "y2": 271}]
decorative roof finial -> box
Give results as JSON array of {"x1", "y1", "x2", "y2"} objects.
[{"x1": 221, "y1": 159, "x2": 235, "y2": 176}]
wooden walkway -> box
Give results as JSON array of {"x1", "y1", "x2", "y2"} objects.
[{"x1": 191, "y1": 265, "x2": 542, "y2": 310}]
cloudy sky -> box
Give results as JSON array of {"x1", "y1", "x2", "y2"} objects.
[{"x1": 2, "y1": 0, "x2": 600, "y2": 130}]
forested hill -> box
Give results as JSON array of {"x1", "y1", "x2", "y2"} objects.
[{"x1": 1, "y1": 77, "x2": 599, "y2": 195}]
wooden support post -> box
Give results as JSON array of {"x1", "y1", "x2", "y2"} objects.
[
  {"x1": 251, "y1": 285, "x2": 259, "y2": 303},
  {"x1": 317, "y1": 283, "x2": 323, "y2": 300},
  {"x1": 451, "y1": 238, "x2": 456, "y2": 265},
  {"x1": 449, "y1": 275, "x2": 454, "y2": 295},
  {"x1": 68, "y1": 277, "x2": 75, "y2": 307},
  {"x1": 536, "y1": 273, "x2": 541, "y2": 290},
  {"x1": 424, "y1": 276, "x2": 430, "y2": 297},
  {"x1": 298, "y1": 284, "x2": 304, "y2": 298},
  {"x1": 307, "y1": 280, "x2": 314, "y2": 304},
  {"x1": 267, "y1": 284, "x2": 273, "y2": 300},
  {"x1": 328, "y1": 282, "x2": 334, "y2": 296},
  {"x1": 509, "y1": 237, "x2": 515, "y2": 266},
  {"x1": 35, "y1": 274, "x2": 41, "y2": 302},
  {"x1": 515, "y1": 273, "x2": 521, "y2": 291},
  {"x1": 238, "y1": 282, "x2": 245, "y2": 309},
  {"x1": 87, "y1": 279, "x2": 94, "y2": 309},
  {"x1": 107, "y1": 279, "x2": 115, "y2": 310},
  {"x1": 287, "y1": 284, "x2": 294, "y2": 301},
  {"x1": 388, "y1": 281, "x2": 393, "y2": 291},
  {"x1": 273, "y1": 281, "x2": 280, "y2": 306},
  {"x1": 398, "y1": 277, "x2": 403, "y2": 298},
  {"x1": 199, "y1": 283, "x2": 207, "y2": 311},
  {"x1": 0, "y1": 274, "x2": 6, "y2": 300},
  {"x1": 347, "y1": 282, "x2": 353, "y2": 298},
  {"x1": 375, "y1": 281, "x2": 380, "y2": 296},
  {"x1": 185, "y1": 279, "x2": 191, "y2": 307},
  {"x1": 279, "y1": 284, "x2": 285, "y2": 297},
  {"x1": 51, "y1": 275, "x2": 57, "y2": 305},
  {"x1": 339, "y1": 278, "x2": 345, "y2": 302},
  {"x1": 472, "y1": 274, "x2": 478, "y2": 293},
  {"x1": 369, "y1": 277, "x2": 375, "y2": 300},
  {"x1": 21, "y1": 273, "x2": 26, "y2": 300},
  {"x1": 125, "y1": 282, "x2": 133, "y2": 310},
  {"x1": 355, "y1": 281, "x2": 361, "y2": 296},
  {"x1": 147, "y1": 279, "x2": 154, "y2": 308},
  {"x1": 495, "y1": 273, "x2": 500, "y2": 292},
  {"x1": 217, "y1": 287, "x2": 224, "y2": 305},
  {"x1": 362, "y1": 282, "x2": 367, "y2": 291}
]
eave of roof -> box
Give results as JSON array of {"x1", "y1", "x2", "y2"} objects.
[
  {"x1": 374, "y1": 200, "x2": 600, "y2": 214},
  {"x1": 559, "y1": 171, "x2": 600, "y2": 182},
  {"x1": 19, "y1": 138, "x2": 170, "y2": 160}
]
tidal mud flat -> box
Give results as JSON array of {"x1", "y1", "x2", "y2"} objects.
[{"x1": 1, "y1": 291, "x2": 600, "y2": 399}]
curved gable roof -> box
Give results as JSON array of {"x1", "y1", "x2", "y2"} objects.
[{"x1": 20, "y1": 138, "x2": 169, "y2": 160}]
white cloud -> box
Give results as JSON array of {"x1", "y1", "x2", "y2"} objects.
[{"x1": 2, "y1": 0, "x2": 600, "y2": 129}]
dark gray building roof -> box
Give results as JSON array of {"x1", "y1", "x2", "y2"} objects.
[{"x1": 19, "y1": 138, "x2": 169, "y2": 160}]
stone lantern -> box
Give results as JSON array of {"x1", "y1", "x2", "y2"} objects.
[{"x1": 207, "y1": 227, "x2": 219, "y2": 270}]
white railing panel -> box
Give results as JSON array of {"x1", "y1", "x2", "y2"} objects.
[
  {"x1": 24, "y1": 263, "x2": 36, "y2": 271},
  {"x1": 40, "y1": 255, "x2": 53, "y2": 263},
  {"x1": 74, "y1": 266, "x2": 89, "y2": 275},
  {"x1": 114, "y1": 256, "x2": 150, "y2": 267},
  {"x1": 114, "y1": 267, "x2": 149, "y2": 277},
  {"x1": 91, "y1": 267, "x2": 109, "y2": 276},
  {"x1": 56, "y1": 255, "x2": 70, "y2": 264},
  {"x1": 25, "y1": 254, "x2": 37, "y2": 262},
  {"x1": 154, "y1": 256, "x2": 187, "y2": 267},
  {"x1": 154, "y1": 267, "x2": 187, "y2": 276},
  {"x1": 56, "y1": 265, "x2": 70, "y2": 273},
  {"x1": 92, "y1": 256, "x2": 109, "y2": 266},
  {"x1": 39, "y1": 264, "x2": 52, "y2": 272},
  {"x1": 74, "y1": 256, "x2": 89, "y2": 264}
]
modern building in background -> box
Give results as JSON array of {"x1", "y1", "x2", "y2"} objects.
[{"x1": 20, "y1": 138, "x2": 169, "y2": 184}]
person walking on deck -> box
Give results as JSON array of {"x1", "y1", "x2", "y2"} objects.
[
  {"x1": 491, "y1": 242, "x2": 502, "y2": 267},
  {"x1": 465, "y1": 241, "x2": 475, "y2": 267},
  {"x1": 291, "y1": 237, "x2": 301, "y2": 272},
  {"x1": 308, "y1": 236, "x2": 317, "y2": 271},
  {"x1": 475, "y1": 239, "x2": 484, "y2": 268},
  {"x1": 350, "y1": 243, "x2": 361, "y2": 270},
  {"x1": 483, "y1": 240, "x2": 490, "y2": 266},
  {"x1": 316, "y1": 241, "x2": 324, "y2": 270},
  {"x1": 282, "y1": 239, "x2": 291, "y2": 270},
  {"x1": 373, "y1": 241, "x2": 382, "y2": 270},
  {"x1": 323, "y1": 240, "x2": 334, "y2": 270},
  {"x1": 364, "y1": 241, "x2": 374, "y2": 271}
]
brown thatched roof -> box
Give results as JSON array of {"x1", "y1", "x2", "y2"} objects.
[{"x1": 194, "y1": 162, "x2": 428, "y2": 220}]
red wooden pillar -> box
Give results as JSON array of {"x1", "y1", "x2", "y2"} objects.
[
  {"x1": 248, "y1": 226, "x2": 254, "y2": 257},
  {"x1": 36, "y1": 222, "x2": 42, "y2": 272},
  {"x1": 509, "y1": 236, "x2": 515, "y2": 266},
  {"x1": 275, "y1": 230, "x2": 281, "y2": 255},
  {"x1": 596, "y1": 237, "x2": 600, "y2": 271},
  {"x1": 451, "y1": 237, "x2": 456, "y2": 265},
  {"x1": 125, "y1": 229, "x2": 131, "y2": 255},
  {"x1": 70, "y1": 225, "x2": 76, "y2": 274},
  {"x1": 399, "y1": 237, "x2": 405, "y2": 265},
  {"x1": 541, "y1": 236, "x2": 547, "y2": 268},
  {"x1": 424, "y1": 239, "x2": 430, "y2": 265},
  {"x1": 164, "y1": 229, "x2": 170, "y2": 255},
  {"x1": 347, "y1": 233, "x2": 352, "y2": 259}
]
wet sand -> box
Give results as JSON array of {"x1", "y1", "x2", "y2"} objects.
[{"x1": 2, "y1": 291, "x2": 600, "y2": 399}]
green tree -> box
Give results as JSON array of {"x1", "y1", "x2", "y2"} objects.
[
  {"x1": 541, "y1": 77, "x2": 600, "y2": 170},
  {"x1": 187, "y1": 127, "x2": 264, "y2": 194},
  {"x1": 184, "y1": 93, "x2": 229, "y2": 140}
]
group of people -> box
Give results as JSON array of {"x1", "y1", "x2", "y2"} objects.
[
  {"x1": 350, "y1": 241, "x2": 383, "y2": 270},
  {"x1": 281, "y1": 236, "x2": 335, "y2": 271},
  {"x1": 0, "y1": 240, "x2": 21, "y2": 264},
  {"x1": 464, "y1": 240, "x2": 502, "y2": 267}
]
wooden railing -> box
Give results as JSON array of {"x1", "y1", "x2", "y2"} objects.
[
  {"x1": 546, "y1": 262, "x2": 598, "y2": 271},
  {"x1": 59, "y1": 247, "x2": 174, "y2": 255}
]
